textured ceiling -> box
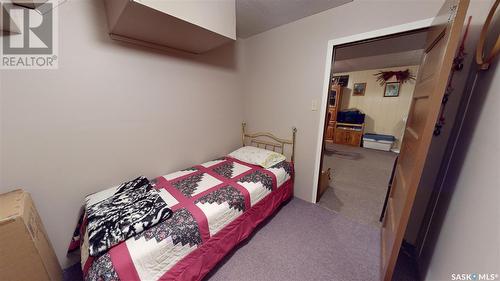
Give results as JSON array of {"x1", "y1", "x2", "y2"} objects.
[
  {"x1": 236, "y1": 0, "x2": 353, "y2": 38},
  {"x1": 333, "y1": 30, "x2": 428, "y2": 73}
]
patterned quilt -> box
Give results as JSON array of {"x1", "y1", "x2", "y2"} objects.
[
  {"x1": 75, "y1": 156, "x2": 293, "y2": 281},
  {"x1": 85, "y1": 176, "x2": 173, "y2": 257}
]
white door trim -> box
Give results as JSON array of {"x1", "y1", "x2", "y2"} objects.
[{"x1": 311, "y1": 18, "x2": 434, "y2": 202}]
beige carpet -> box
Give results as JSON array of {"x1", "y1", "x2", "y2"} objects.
[{"x1": 319, "y1": 143, "x2": 398, "y2": 227}]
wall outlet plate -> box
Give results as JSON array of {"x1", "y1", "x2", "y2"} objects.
[{"x1": 311, "y1": 99, "x2": 318, "y2": 111}]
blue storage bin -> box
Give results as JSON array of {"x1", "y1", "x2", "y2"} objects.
[{"x1": 363, "y1": 133, "x2": 396, "y2": 151}]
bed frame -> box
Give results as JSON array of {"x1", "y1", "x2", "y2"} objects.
[{"x1": 241, "y1": 122, "x2": 297, "y2": 162}]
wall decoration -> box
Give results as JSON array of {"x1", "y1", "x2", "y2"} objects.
[
  {"x1": 331, "y1": 75, "x2": 349, "y2": 87},
  {"x1": 374, "y1": 69, "x2": 416, "y2": 86},
  {"x1": 475, "y1": 0, "x2": 499, "y2": 70},
  {"x1": 434, "y1": 15, "x2": 472, "y2": 136},
  {"x1": 384, "y1": 82, "x2": 400, "y2": 97},
  {"x1": 353, "y1": 83, "x2": 366, "y2": 96}
]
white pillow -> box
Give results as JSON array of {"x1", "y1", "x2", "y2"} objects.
[{"x1": 229, "y1": 146, "x2": 286, "y2": 168}]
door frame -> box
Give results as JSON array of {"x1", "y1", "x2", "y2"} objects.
[{"x1": 311, "y1": 18, "x2": 435, "y2": 202}]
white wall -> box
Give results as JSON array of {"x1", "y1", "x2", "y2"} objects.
[
  {"x1": 334, "y1": 65, "x2": 419, "y2": 150},
  {"x1": 136, "y1": 0, "x2": 236, "y2": 39},
  {"x1": 424, "y1": 32, "x2": 500, "y2": 280},
  {"x1": 0, "y1": 0, "x2": 243, "y2": 267},
  {"x1": 240, "y1": 0, "x2": 444, "y2": 202}
]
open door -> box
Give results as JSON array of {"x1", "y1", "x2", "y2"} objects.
[{"x1": 381, "y1": 0, "x2": 469, "y2": 280}]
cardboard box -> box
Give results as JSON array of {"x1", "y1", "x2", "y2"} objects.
[
  {"x1": 0, "y1": 189, "x2": 62, "y2": 281},
  {"x1": 317, "y1": 168, "x2": 331, "y2": 202}
]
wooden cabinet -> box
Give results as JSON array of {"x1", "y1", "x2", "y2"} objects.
[
  {"x1": 325, "y1": 125, "x2": 335, "y2": 141},
  {"x1": 334, "y1": 123, "x2": 364, "y2": 147},
  {"x1": 334, "y1": 128, "x2": 346, "y2": 143},
  {"x1": 324, "y1": 85, "x2": 342, "y2": 143},
  {"x1": 324, "y1": 84, "x2": 364, "y2": 147},
  {"x1": 349, "y1": 131, "x2": 362, "y2": 146}
]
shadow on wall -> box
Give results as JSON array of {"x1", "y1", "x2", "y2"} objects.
[
  {"x1": 363, "y1": 115, "x2": 375, "y2": 133},
  {"x1": 341, "y1": 87, "x2": 352, "y2": 108},
  {"x1": 393, "y1": 118, "x2": 407, "y2": 149},
  {"x1": 89, "y1": 0, "x2": 239, "y2": 71}
]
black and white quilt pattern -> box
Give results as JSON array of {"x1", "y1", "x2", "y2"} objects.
[
  {"x1": 238, "y1": 171, "x2": 273, "y2": 191},
  {"x1": 86, "y1": 253, "x2": 119, "y2": 281},
  {"x1": 195, "y1": 185, "x2": 246, "y2": 212},
  {"x1": 170, "y1": 173, "x2": 205, "y2": 197},
  {"x1": 212, "y1": 161, "x2": 252, "y2": 179},
  {"x1": 85, "y1": 176, "x2": 173, "y2": 257},
  {"x1": 170, "y1": 172, "x2": 222, "y2": 198},
  {"x1": 236, "y1": 170, "x2": 274, "y2": 206},
  {"x1": 212, "y1": 162, "x2": 234, "y2": 178},
  {"x1": 194, "y1": 183, "x2": 246, "y2": 236},
  {"x1": 138, "y1": 208, "x2": 202, "y2": 247},
  {"x1": 269, "y1": 161, "x2": 293, "y2": 177},
  {"x1": 266, "y1": 161, "x2": 293, "y2": 188}
]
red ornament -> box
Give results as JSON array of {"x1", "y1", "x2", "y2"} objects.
[{"x1": 374, "y1": 69, "x2": 416, "y2": 86}]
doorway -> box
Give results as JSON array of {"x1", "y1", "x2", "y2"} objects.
[
  {"x1": 313, "y1": 1, "x2": 470, "y2": 279},
  {"x1": 316, "y1": 29, "x2": 431, "y2": 281},
  {"x1": 317, "y1": 29, "x2": 428, "y2": 227},
  {"x1": 312, "y1": 18, "x2": 433, "y2": 208}
]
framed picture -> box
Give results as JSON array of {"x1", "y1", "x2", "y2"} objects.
[
  {"x1": 353, "y1": 83, "x2": 366, "y2": 96},
  {"x1": 384, "y1": 82, "x2": 400, "y2": 97}
]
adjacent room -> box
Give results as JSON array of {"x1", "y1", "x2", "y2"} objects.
[
  {"x1": 318, "y1": 30, "x2": 427, "y2": 227},
  {"x1": 0, "y1": 0, "x2": 498, "y2": 281}
]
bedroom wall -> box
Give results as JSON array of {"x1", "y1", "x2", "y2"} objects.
[
  {"x1": 0, "y1": 0, "x2": 243, "y2": 267},
  {"x1": 239, "y1": 0, "x2": 444, "y2": 202},
  {"x1": 333, "y1": 65, "x2": 420, "y2": 150}
]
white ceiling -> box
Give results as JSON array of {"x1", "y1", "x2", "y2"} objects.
[
  {"x1": 333, "y1": 50, "x2": 424, "y2": 73},
  {"x1": 333, "y1": 30, "x2": 428, "y2": 73},
  {"x1": 236, "y1": 0, "x2": 353, "y2": 38}
]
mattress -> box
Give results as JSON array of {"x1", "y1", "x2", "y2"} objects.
[{"x1": 77, "y1": 156, "x2": 294, "y2": 281}]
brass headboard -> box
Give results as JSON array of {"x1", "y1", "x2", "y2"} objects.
[{"x1": 241, "y1": 122, "x2": 297, "y2": 162}]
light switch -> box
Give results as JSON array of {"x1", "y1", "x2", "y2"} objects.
[{"x1": 311, "y1": 99, "x2": 318, "y2": 111}]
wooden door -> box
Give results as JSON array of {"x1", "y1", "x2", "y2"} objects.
[
  {"x1": 328, "y1": 108, "x2": 337, "y2": 122},
  {"x1": 334, "y1": 128, "x2": 345, "y2": 144},
  {"x1": 349, "y1": 131, "x2": 361, "y2": 147},
  {"x1": 381, "y1": 0, "x2": 469, "y2": 280},
  {"x1": 344, "y1": 131, "x2": 353, "y2": 145},
  {"x1": 325, "y1": 125, "x2": 334, "y2": 142},
  {"x1": 345, "y1": 131, "x2": 351, "y2": 144}
]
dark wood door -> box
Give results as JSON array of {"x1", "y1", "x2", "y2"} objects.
[
  {"x1": 325, "y1": 125, "x2": 335, "y2": 142},
  {"x1": 349, "y1": 131, "x2": 361, "y2": 147},
  {"x1": 334, "y1": 128, "x2": 345, "y2": 143}
]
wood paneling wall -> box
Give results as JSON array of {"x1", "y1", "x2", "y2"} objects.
[{"x1": 333, "y1": 65, "x2": 420, "y2": 150}]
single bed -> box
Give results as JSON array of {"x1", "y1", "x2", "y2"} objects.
[{"x1": 71, "y1": 123, "x2": 297, "y2": 281}]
